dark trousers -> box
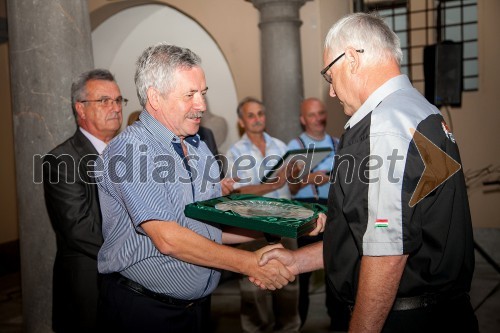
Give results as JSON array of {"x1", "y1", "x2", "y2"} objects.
[
  {"x1": 98, "y1": 274, "x2": 211, "y2": 333},
  {"x1": 298, "y1": 234, "x2": 350, "y2": 330},
  {"x1": 52, "y1": 256, "x2": 100, "y2": 333},
  {"x1": 295, "y1": 197, "x2": 351, "y2": 330},
  {"x1": 382, "y1": 293, "x2": 478, "y2": 333}
]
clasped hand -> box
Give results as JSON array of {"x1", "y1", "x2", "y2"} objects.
[
  {"x1": 249, "y1": 243, "x2": 295, "y2": 290},
  {"x1": 249, "y1": 213, "x2": 326, "y2": 290}
]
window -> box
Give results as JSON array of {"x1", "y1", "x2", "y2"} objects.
[{"x1": 365, "y1": 0, "x2": 478, "y2": 92}]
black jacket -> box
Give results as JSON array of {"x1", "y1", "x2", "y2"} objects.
[{"x1": 43, "y1": 129, "x2": 103, "y2": 332}]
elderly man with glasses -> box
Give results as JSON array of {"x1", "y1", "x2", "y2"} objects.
[{"x1": 43, "y1": 69, "x2": 125, "y2": 332}]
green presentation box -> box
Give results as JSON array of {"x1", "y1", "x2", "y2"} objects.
[{"x1": 184, "y1": 194, "x2": 327, "y2": 239}]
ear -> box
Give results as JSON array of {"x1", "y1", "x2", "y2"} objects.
[
  {"x1": 238, "y1": 117, "x2": 245, "y2": 130},
  {"x1": 345, "y1": 47, "x2": 361, "y2": 74},
  {"x1": 75, "y1": 102, "x2": 86, "y2": 120},
  {"x1": 299, "y1": 115, "x2": 306, "y2": 126},
  {"x1": 146, "y1": 87, "x2": 161, "y2": 111}
]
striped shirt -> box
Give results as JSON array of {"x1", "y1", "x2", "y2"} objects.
[
  {"x1": 226, "y1": 132, "x2": 291, "y2": 199},
  {"x1": 97, "y1": 110, "x2": 222, "y2": 300}
]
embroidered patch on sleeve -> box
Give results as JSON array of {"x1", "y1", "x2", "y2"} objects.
[{"x1": 375, "y1": 218, "x2": 389, "y2": 228}]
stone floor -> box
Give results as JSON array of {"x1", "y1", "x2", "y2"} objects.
[
  {"x1": 1, "y1": 228, "x2": 499, "y2": 332},
  {"x1": 209, "y1": 260, "x2": 500, "y2": 333},
  {"x1": 0, "y1": 271, "x2": 22, "y2": 333}
]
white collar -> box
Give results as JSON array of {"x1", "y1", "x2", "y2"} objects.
[
  {"x1": 345, "y1": 75, "x2": 412, "y2": 129},
  {"x1": 79, "y1": 127, "x2": 107, "y2": 154}
]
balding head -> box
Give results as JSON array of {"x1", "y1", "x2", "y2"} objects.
[
  {"x1": 300, "y1": 98, "x2": 327, "y2": 139},
  {"x1": 301, "y1": 98, "x2": 324, "y2": 117}
]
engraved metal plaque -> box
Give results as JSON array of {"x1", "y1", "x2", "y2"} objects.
[{"x1": 215, "y1": 200, "x2": 314, "y2": 219}]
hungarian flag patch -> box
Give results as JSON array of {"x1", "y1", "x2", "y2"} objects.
[{"x1": 375, "y1": 218, "x2": 389, "y2": 228}]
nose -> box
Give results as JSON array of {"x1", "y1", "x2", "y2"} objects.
[
  {"x1": 111, "y1": 101, "x2": 122, "y2": 113},
  {"x1": 194, "y1": 93, "x2": 206, "y2": 111}
]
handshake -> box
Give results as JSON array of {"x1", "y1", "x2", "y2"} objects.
[{"x1": 245, "y1": 213, "x2": 326, "y2": 290}]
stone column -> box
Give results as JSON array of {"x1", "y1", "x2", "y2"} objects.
[
  {"x1": 250, "y1": 0, "x2": 308, "y2": 143},
  {"x1": 7, "y1": 1, "x2": 93, "y2": 331}
]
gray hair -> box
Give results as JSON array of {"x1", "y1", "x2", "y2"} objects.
[
  {"x1": 324, "y1": 12, "x2": 403, "y2": 66},
  {"x1": 71, "y1": 69, "x2": 115, "y2": 117},
  {"x1": 134, "y1": 42, "x2": 201, "y2": 107},
  {"x1": 236, "y1": 97, "x2": 265, "y2": 118}
]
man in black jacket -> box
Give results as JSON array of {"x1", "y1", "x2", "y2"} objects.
[
  {"x1": 43, "y1": 69, "x2": 124, "y2": 332},
  {"x1": 257, "y1": 12, "x2": 478, "y2": 332}
]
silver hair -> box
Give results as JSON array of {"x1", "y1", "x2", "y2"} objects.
[
  {"x1": 134, "y1": 42, "x2": 201, "y2": 107},
  {"x1": 236, "y1": 97, "x2": 265, "y2": 118},
  {"x1": 324, "y1": 12, "x2": 403, "y2": 66},
  {"x1": 71, "y1": 69, "x2": 115, "y2": 118}
]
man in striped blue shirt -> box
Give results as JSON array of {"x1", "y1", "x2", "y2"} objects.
[{"x1": 96, "y1": 43, "x2": 306, "y2": 333}]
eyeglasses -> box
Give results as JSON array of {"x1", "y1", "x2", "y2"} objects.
[
  {"x1": 320, "y1": 49, "x2": 364, "y2": 84},
  {"x1": 79, "y1": 97, "x2": 128, "y2": 107}
]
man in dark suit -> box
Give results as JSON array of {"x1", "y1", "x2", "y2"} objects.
[
  {"x1": 43, "y1": 69, "x2": 124, "y2": 332},
  {"x1": 198, "y1": 125, "x2": 227, "y2": 181},
  {"x1": 197, "y1": 125, "x2": 218, "y2": 156}
]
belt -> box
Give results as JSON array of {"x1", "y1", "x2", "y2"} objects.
[
  {"x1": 391, "y1": 294, "x2": 440, "y2": 311},
  {"x1": 347, "y1": 292, "x2": 466, "y2": 312},
  {"x1": 111, "y1": 273, "x2": 207, "y2": 308}
]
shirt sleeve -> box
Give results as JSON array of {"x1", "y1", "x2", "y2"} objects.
[
  {"x1": 102, "y1": 136, "x2": 180, "y2": 232},
  {"x1": 362, "y1": 131, "x2": 419, "y2": 256}
]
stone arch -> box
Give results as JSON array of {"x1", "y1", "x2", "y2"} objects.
[{"x1": 90, "y1": 2, "x2": 237, "y2": 152}]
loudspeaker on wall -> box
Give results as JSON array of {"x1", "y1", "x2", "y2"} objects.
[{"x1": 423, "y1": 42, "x2": 463, "y2": 107}]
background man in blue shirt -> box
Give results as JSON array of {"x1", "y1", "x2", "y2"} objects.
[{"x1": 286, "y1": 97, "x2": 348, "y2": 330}]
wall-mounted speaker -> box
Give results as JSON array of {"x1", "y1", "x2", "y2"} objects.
[
  {"x1": 0, "y1": 17, "x2": 7, "y2": 44},
  {"x1": 423, "y1": 41, "x2": 463, "y2": 107}
]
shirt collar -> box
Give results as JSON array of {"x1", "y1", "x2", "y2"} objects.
[
  {"x1": 79, "y1": 127, "x2": 107, "y2": 154},
  {"x1": 345, "y1": 74, "x2": 413, "y2": 129},
  {"x1": 241, "y1": 132, "x2": 272, "y2": 146},
  {"x1": 138, "y1": 110, "x2": 200, "y2": 148}
]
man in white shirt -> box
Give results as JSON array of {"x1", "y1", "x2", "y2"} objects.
[{"x1": 225, "y1": 97, "x2": 301, "y2": 333}]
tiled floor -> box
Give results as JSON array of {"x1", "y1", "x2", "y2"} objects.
[{"x1": 1, "y1": 233, "x2": 499, "y2": 333}]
